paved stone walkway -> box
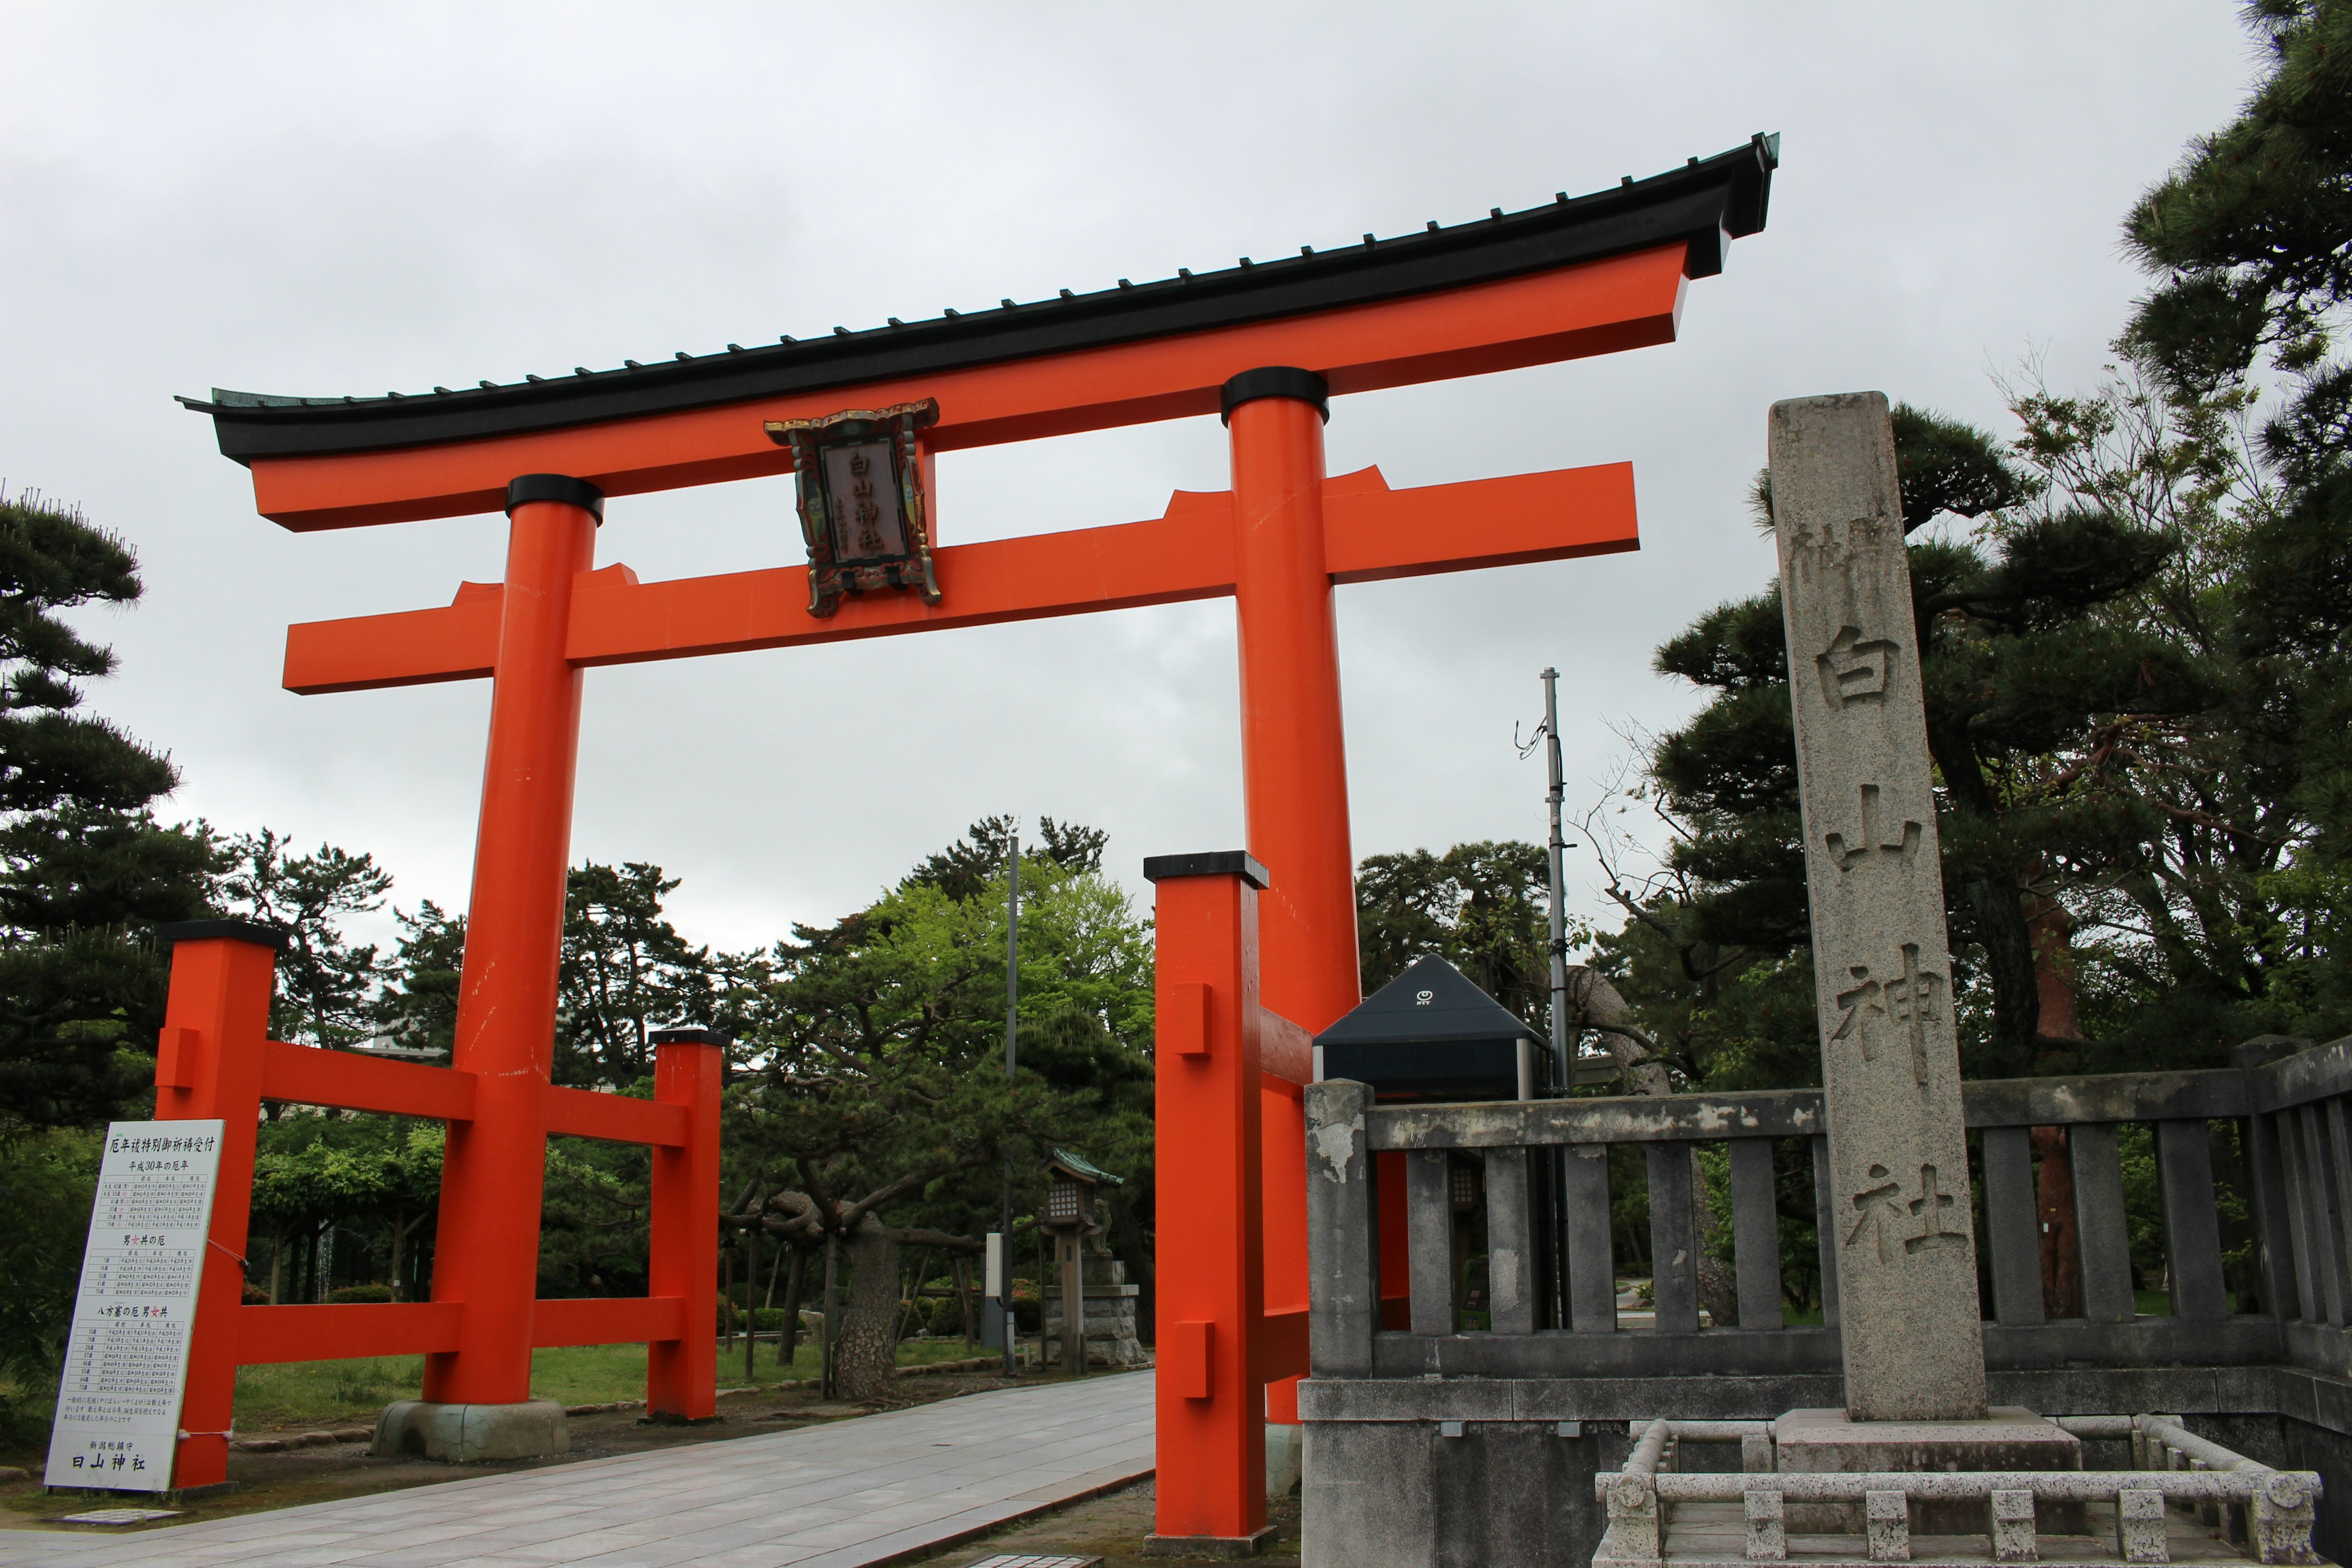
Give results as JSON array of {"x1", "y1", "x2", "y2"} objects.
[{"x1": 0, "y1": 1371, "x2": 1155, "y2": 1567}]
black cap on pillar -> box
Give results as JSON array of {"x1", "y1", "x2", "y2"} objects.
[
  {"x1": 505, "y1": 473, "x2": 605, "y2": 522},
  {"x1": 1219, "y1": 367, "x2": 1329, "y2": 426}
]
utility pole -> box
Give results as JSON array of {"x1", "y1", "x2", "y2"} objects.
[
  {"x1": 1541, "y1": 669, "x2": 1571, "y2": 1092},
  {"x1": 999, "y1": 826, "x2": 1021, "y2": 1378}
]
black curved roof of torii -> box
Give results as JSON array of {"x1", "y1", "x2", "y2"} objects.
[{"x1": 182, "y1": 134, "x2": 1777, "y2": 466}]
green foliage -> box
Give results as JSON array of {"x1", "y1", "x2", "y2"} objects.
[
  {"x1": 1357, "y1": 840, "x2": 1586, "y2": 1029},
  {"x1": 731, "y1": 837, "x2": 1155, "y2": 1238},
  {"x1": 558, "y1": 862, "x2": 720, "y2": 1086},
  {"x1": 372, "y1": 900, "x2": 464, "y2": 1055},
  {"x1": 0, "y1": 1128, "x2": 99, "y2": 1444},
  {"x1": 217, "y1": 831, "x2": 392, "y2": 1050},
  {"x1": 0, "y1": 490, "x2": 211, "y2": 1133},
  {"x1": 1629, "y1": 396, "x2": 2289, "y2": 1079}
]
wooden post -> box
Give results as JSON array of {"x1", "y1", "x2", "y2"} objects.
[
  {"x1": 153, "y1": 919, "x2": 287, "y2": 1491},
  {"x1": 1146, "y1": 851, "x2": 1271, "y2": 1553},
  {"x1": 647, "y1": 1028, "x2": 720, "y2": 1419},
  {"x1": 426, "y1": 475, "x2": 599, "y2": 1408},
  {"x1": 1061, "y1": 1233, "x2": 1086, "y2": 1376}
]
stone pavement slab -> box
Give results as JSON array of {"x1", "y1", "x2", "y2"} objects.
[{"x1": 0, "y1": 1371, "x2": 1155, "y2": 1568}]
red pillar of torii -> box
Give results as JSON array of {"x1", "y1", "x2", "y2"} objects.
[{"x1": 176, "y1": 138, "x2": 1773, "y2": 1533}]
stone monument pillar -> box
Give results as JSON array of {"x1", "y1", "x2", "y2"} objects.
[
  {"x1": 1767, "y1": 396, "x2": 2082, "y2": 1527},
  {"x1": 1771, "y1": 391, "x2": 1988, "y2": 1423}
]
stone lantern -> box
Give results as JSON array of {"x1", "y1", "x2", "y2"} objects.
[{"x1": 1038, "y1": 1150, "x2": 1140, "y2": 1374}]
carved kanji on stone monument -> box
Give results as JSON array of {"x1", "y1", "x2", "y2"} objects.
[{"x1": 1771, "y1": 392, "x2": 1988, "y2": 1422}]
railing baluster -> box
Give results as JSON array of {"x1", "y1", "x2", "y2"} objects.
[
  {"x1": 1981, "y1": 1125, "x2": 2045, "y2": 1325},
  {"x1": 1303, "y1": 1079, "x2": 1376, "y2": 1378},
  {"x1": 2279, "y1": 1110, "x2": 2329, "y2": 1323},
  {"x1": 2324, "y1": 1099, "x2": 2352, "y2": 1306},
  {"x1": 2305, "y1": 1104, "x2": 2342, "y2": 1325},
  {"x1": 1729, "y1": 1137, "x2": 1783, "y2": 1330},
  {"x1": 1564, "y1": 1142, "x2": 1618, "y2": 1332},
  {"x1": 2248, "y1": 1110, "x2": 2311, "y2": 1322},
  {"x1": 1483, "y1": 1145, "x2": 1534, "y2": 1335},
  {"x1": 2070, "y1": 1121, "x2": 2136, "y2": 1324},
  {"x1": 1812, "y1": 1135, "x2": 1841, "y2": 1329},
  {"x1": 1406, "y1": 1148, "x2": 1455, "y2": 1336},
  {"x1": 2156, "y1": 1118, "x2": 2229, "y2": 1322},
  {"x1": 1646, "y1": 1144, "x2": 1700, "y2": 1332}
]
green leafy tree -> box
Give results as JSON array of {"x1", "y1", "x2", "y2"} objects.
[
  {"x1": 557, "y1": 862, "x2": 715, "y2": 1086},
  {"x1": 249, "y1": 1115, "x2": 442, "y2": 1302},
  {"x1": 2108, "y1": 0, "x2": 2352, "y2": 1032},
  {"x1": 0, "y1": 489, "x2": 212, "y2": 1133},
  {"x1": 1640, "y1": 405, "x2": 2209, "y2": 1077},
  {"x1": 731, "y1": 823, "x2": 1152, "y2": 1398},
  {"x1": 1356, "y1": 840, "x2": 1571, "y2": 1029},
  {"x1": 372, "y1": 900, "x2": 466, "y2": 1056},
  {"x1": 216, "y1": 831, "x2": 393, "y2": 1052},
  {"x1": 0, "y1": 1128, "x2": 100, "y2": 1441}
]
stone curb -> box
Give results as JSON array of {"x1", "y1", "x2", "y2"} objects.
[{"x1": 231, "y1": 1427, "x2": 372, "y2": 1452}]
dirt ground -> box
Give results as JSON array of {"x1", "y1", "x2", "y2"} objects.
[
  {"x1": 0, "y1": 1367, "x2": 1056, "y2": 1534},
  {"x1": 914, "y1": 1479, "x2": 1302, "y2": 1566}
]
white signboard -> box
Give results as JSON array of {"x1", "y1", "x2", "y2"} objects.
[{"x1": 45, "y1": 1120, "x2": 225, "y2": 1492}]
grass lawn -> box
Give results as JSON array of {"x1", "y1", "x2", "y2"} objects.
[{"x1": 231, "y1": 1335, "x2": 988, "y2": 1431}]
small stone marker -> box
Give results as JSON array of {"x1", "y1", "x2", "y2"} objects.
[{"x1": 1771, "y1": 392, "x2": 1988, "y2": 1422}]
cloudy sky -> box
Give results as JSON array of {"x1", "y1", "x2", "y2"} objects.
[{"x1": 1, "y1": 2, "x2": 2259, "y2": 959}]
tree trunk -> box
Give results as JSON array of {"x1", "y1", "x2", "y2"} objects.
[
  {"x1": 266, "y1": 1226, "x2": 284, "y2": 1305},
  {"x1": 763, "y1": 1236, "x2": 787, "y2": 1308},
  {"x1": 2025, "y1": 891, "x2": 2084, "y2": 1046},
  {"x1": 821, "y1": 1235, "x2": 839, "y2": 1397},
  {"x1": 779, "y1": 1246, "x2": 808, "y2": 1368},
  {"x1": 953, "y1": 1256, "x2": 974, "y2": 1349},
  {"x1": 2033, "y1": 1126, "x2": 2084, "y2": 1317},
  {"x1": 896, "y1": 1250, "x2": 934, "y2": 1344},
  {"x1": 1564, "y1": 966, "x2": 1668, "y2": 1092},
  {"x1": 388, "y1": 1210, "x2": 407, "y2": 1302},
  {"x1": 1689, "y1": 1153, "x2": 1743, "y2": 1329},
  {"x1": 2024, "y1": 886, "x2": 2085, "y2": 1316},
  {"x1": 834, "y1": 1213, "x2": 901, "y2": 1401}
]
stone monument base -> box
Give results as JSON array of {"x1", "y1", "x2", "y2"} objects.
[
  {"x1": 372, "y1": 1398, "x2": 570, "y2": 1463},
  {"x1": 1773, "y1": 1408, "x2": 2084, "y2": 1535},
  {"x1": 1144, "y1": 1526, "x2": 1278, "y2": 1558}
]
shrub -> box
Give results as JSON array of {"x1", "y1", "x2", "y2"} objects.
[
  {"x1": 325, "y1": 1283, "x2": 396, "y2": 1305},
  {"x1": 0, "y1": 1129, "x2": 101, "y2": 1446}
]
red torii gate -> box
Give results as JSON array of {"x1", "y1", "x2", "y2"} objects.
[{"x1": 168, "y1": 137, "x2": 1774, "y2": 1542}]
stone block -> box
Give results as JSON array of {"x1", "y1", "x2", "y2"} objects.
[
  {"x1": 1744, "y1": 1487, "x2": 1785, "y2": 1561},
  {"x1": 1866, "y1": 1489, "x2": 1910, "y2": 1562},
  {"x1": 1267, "y1": 1422, "x2": 1302, "y2": 1498},
  {"x1": 1990, "y1": 1488, "x2": 2037, "y2": 1562},
  {"x1": 2117, "y1": 1486, "x2": 2169, "y2": 1564},
  {"x1": 1773, "y1": 1407, "x2": 2081, "y2": 1535},
  {"x1": 372, "y1": 1398, "x2": 569, "y2": 1463}
]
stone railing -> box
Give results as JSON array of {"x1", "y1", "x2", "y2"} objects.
[
  {"x1": 1303, "y1": 1035, "x2": 2352, "y2": 1386},
  {"x1": 1590, "y1": 1415, "x2": 2321, "y2": 1567}
]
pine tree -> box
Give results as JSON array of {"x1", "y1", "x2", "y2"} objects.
[
  {"x1": 1644, "y1": 407, "x2": 2205, "y2": 1076},
  {"x1": 0, "y1": 490, "x2": 211, "y2": 1131},
  {"x1": 2120, "y1": 0, "x2": 2352, "y2": 980}
]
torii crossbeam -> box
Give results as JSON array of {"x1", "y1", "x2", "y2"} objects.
[{"x1": 175, "y1": 135, "x2": 1776, "y2": 1545}]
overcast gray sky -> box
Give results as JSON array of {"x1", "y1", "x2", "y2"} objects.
[{"x1": 1, "y1": 2, "x2": 2260, "y2": 960}]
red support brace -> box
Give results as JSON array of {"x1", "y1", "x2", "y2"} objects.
[
  {"x1": 1150, "y1": 854, "x2": 1278, "y2": 1551},
  {"x1": 647, "y1": 1031, "x2": 722, "y2": 1419},
  {"x1": 152, "y1": 926, "x2": 281, "y2": 1491}
]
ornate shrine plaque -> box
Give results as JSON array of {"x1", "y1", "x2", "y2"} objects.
[
  {"x1": 45, "y1": 1120, "x2": 225, "y2": 1492},
  {"x1": 765, "y1": 399, "x2": 943, "y2": 617},
  {"x1": 1770, "y1": 392, "x2": 1988, "y2": 1422}
]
